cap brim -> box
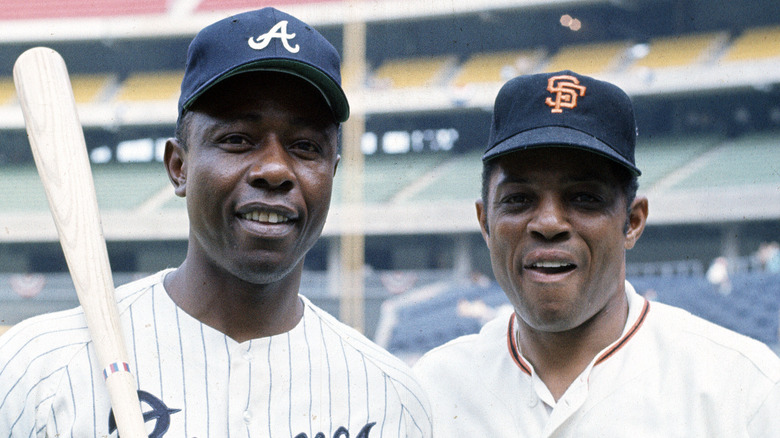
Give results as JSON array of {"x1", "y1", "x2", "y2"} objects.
[
  {"x1": 182, "y1": 58, "x2": 350, "y2": 123},
  {"x1": 482, "y1": 126, "x2": 641, "y2": 176}
]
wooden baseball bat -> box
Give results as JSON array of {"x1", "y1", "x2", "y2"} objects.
[{"x1": 13, "y1": 47, "x2": 147, "y2": 437}]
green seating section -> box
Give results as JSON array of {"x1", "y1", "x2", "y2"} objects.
[
  {"x1": 91, "y1": 163, "x2": 170, "y2": 209},
  {"x1": 407, "y1": 151, "x2": 482, "y2": 202},
  {"x1": 332, "y1": 153, "x2": 448, "y2": 204},
  {"x1": 671, "y1": 132, "x2": 780, "y2": 190},
  {"x1": 4, "y1": 132, "x2": 776, "y2": 213},
  {"x1": 0, "y1": 163, "x2": 169, "y2": 212},
  {"x1": 0, "y1": 165, "x2": 50, "y2": 212},
  {"x1": 635, "y1": 135, "x2": 721, "y2": 188}
]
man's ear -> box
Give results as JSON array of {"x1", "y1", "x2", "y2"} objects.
[
  {"x1": 476, "y1": 199, "x2": 490, "y2": 245},
  {"x1": 164, "y1": 138, "x2": 187, "y2": 198},
  {"x1": 625, "y1": 196, "x2": 648, "y2": 250}
]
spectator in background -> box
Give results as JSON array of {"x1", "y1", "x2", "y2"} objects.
[
  {"x1": 756, "y1": 241, "x2": 780, "y2": 274},
  {"x1": 706, "y1": 256, "x2": 732, "y2": 294}
]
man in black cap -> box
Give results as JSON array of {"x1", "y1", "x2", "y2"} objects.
[
  {"x1": 0, "y1": 8, "x2": 431, "y2": 437},
  {"x1": 413, "y1": 71, "x2": 779, "y2": 437}
]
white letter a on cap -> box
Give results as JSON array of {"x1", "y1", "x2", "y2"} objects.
[{"x1": 248, "y1": 21, "x2": 300, "y2": 53}]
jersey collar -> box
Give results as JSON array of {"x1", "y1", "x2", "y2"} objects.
[{"x1": 506, "y1": 281, "x2": 651, "y2": 376}]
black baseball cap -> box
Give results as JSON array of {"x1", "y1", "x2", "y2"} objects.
[
  {"x1": 178, "y1": 7, "x2": 349, "y2": 123},
  {"x1": 483, "y1": 70, "x2": 640, "y2": 176}
]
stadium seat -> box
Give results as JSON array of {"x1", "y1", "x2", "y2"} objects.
[
  {"x1": 114, "y1": 71, "x2": 183, "y2": 102},
  {"x1": 0, "y1": 163, "x2": 171, "y2": 212},
  {"x1": 332, "y1": 153, "x2": 448, "y2": 204},
  {"x1": 451, "y1": 50, "x2": 544, "y2": 86},
  {"x1": 632, "y1": 32, "x2": 726, "y2": 69},
  {"x1": 92, "y1": 163, "x2": 171, "y2": 210},
  {"x1": 722, "y1": 26, "x2": 780, "y2": 62},
  {"x1": 69, "y1": 74, "x2": 114, "y2": 103},
  {"x1": 406, "y1": 151, "x2": 482, "y2": 202},
  {"x1": 0, "y1": 77, "x2": 15, "y2": 105},
  {"x1": 544, "y1": 41, "x2": 632, "y2": 75},
  {"x1": 371, "y1": 56, "x2": 456, "y2": 88},
  {"x1": 669, "y1": 131, "x2": 780, "y2": 190},
  {"x1": 634, "y1": 135, "x2": 722, "y2": 189},
  {"x1": 0, "y1": 165, "x2": 50, "y2": 212}
]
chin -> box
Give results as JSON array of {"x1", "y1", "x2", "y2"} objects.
[
  {"x1": 232, "y1": 256, "x2": 304, "y2": 286},
  {"x1": 518, "y1": 303, "x2": 581, "y2": 332}
]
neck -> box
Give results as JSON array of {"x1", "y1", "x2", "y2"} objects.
[
  {"x1": 516, "y1": 290, "x2": 629, "y2": 401},
  {"x1": 164, "y1": 257, "x2": 305, "y2": 343}
]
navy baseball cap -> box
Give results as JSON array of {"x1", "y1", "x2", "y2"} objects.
[
  {"x1": 178, "y1": 7, "x2": 349, "y2": 123},
  {"x1": 483, "y1": 70, "x2": 640, "y2": 175}
]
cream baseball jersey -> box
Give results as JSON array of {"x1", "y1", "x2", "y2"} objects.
[
  {"x1": 413, "y1": 282, "x2": 780, "y2": 437},
  {"x1": 0, "y1": 270, "x2": 432, "y2": 437}
]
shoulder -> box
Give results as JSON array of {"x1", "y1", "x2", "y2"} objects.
[
  {"x1": 302, "y1": 296, "x2": 420, "y2": 378},
  {"x1": 646, "y1": 301, "x2": 780, "y2": 381},
  {"x1": 0, "y1": 306, "x2": 92, "y2": 427},
  {"x1": 0, "y1": 305, "x2": 91, "y2": 366},
  {"x1": 414, "y1": 308, "x2": 513, "y2": 377},
  {"x1": 0, "y1": 271, "x2": 168, "y2": 380},
  {"x1": 300, "y1": 296, "x2": 431, "y2": 409},
  {"x1": 113, "y1": 269, "x2": 171, "y2": 310}
]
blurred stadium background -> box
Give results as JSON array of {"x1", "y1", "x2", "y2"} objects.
[{"x1": 0, "y1": 0, "x2": 779, "y2": 363}]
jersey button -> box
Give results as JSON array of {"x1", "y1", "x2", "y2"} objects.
[
  {"x1": 243, "y1": 351, "x2": 253, "y2": 361},
  {"x1": 243, "y1": 410, "x2": 252, "y2": 423}
]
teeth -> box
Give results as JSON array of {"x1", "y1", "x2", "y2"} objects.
[
  {"x1": 241, "y1": 211, "x2": 289, "y2": 224},
  {"x1": 533, "y1": 261, "x2": 571, "y2": 268}
]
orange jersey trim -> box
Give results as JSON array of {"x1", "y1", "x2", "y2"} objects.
[
  {"x1": 506, "y1": 299, "x2": 651, "y2": 375},
  {"x1": 506, "y1": 314, "x2": 533, "y2": 375},
  {"x1": 594, "y1": 299, "x2": 650, "y2": 365}
]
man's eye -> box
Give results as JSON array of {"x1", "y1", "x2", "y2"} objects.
[
  {"x1": 291, "y1": 141, "x2": 321, "y2": 154},
  {"x1": 502, "y1": 194, "x2": 530, "y2": 205},
  {"x1": 217, "y1": 135, "x2": 252, "y2": 151},
  {"x1": 223, "y1": 135, "x2": 248, "y2": 145},
  {"x1": 572, "y1": 193, "x2": 601, "y2": 204}
]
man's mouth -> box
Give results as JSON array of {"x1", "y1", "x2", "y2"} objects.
[
  {"x1": 526, "y1": 261, "x2": 577, "y2": 274},
  {"x1": 239, "y1": 210, "x2": 292, "y2": 224}
]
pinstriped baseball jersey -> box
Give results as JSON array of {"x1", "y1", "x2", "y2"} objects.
[
  {"x1": 0, "y1": 270, "x2": 432, "y2": 437},
  {"x1": 413, "y1": 281, "x2": 780, "y2": 437}
]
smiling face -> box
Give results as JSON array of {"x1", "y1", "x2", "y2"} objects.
[
  {"x1": 476, "y1": 147, "x2": 646, "y2": 334},
  {"x1": 165, "y1": 72, "x2": 339, "y2": 285}
]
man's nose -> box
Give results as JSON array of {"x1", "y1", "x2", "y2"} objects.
[
  {"x1": 527, "y1": 197, "x2": 570, "y2": 241},
  {"x1": 247, "y1": 138, "x2": 295, "y2": 191}
]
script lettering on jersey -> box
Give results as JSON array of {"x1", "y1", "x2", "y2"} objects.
[
  {"x1": 545, "y1": 74, "x2": 587, "y2": 113},
  {"x1": 294, "y1": 421, "x2": 376, "y2": 438},
  {"x1": 108, "y1": 390, "x2": 181, "y2": 437},
  {"x1": 248, "y1": 20, "x2": 300, "y2": 53}
]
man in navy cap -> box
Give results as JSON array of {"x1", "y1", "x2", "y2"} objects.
[
  {"x1": 413, "y1": 71, "x2": 779, "y2": 437},
  {"x1": 0, "y1": 8, "x2": 431, "y2": 437}
]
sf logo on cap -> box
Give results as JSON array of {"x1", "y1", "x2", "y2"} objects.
[
  {"x1": 248, "y1": 20, "x2": 300, "y2": 53},
  {"x1": 545, "y1": 75, "x2": 586, "y2": 113}
]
